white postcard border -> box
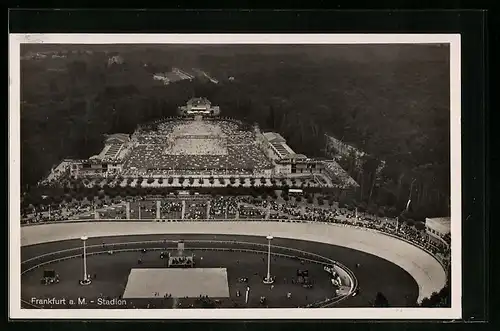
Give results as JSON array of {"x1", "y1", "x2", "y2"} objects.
[{"x1": 9, "y1": 33, "x2": 462, "y2": 320}]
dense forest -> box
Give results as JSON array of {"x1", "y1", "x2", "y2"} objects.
[{"x1": 20, "y1": 44, "x2": 451, "y2": 220}]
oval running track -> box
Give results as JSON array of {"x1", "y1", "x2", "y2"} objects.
[{"x1": 21, "y1": 221, "x2": 446, "y2": 302}]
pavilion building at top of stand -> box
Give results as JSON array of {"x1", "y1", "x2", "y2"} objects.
[{"x1": 178, "y1": 97, "x2": 221, "y2": 116}]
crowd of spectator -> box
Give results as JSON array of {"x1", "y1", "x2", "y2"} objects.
[
  {"x1": 235, "y1": 195, "x2": 450, "y2": 263},
  {"x1": 134, "y1": 134, "x2": 168, "y2": 145},
  {"x1": 121, "y1": 118, "x2": 273, "y2": 177},
  {"x1": 161, "y1": 201, "x2": 183, "y2": 219},
  {"x1": 22, "y1": 203, "x2": 96, "y2": 224},
  {"x1": 122, "y1": 144, "x2": 272, "y2": 174},
  {"x1": 279, "y1": 198, "x2": 450, "y2": 262},
  {"x1": 183, "y1": 201, "x2": 208, "y2": 220},
  {"x1": 238, "y1": 205, "x2": 267, "y2": 219},
  {"x1": 168, "y1": 137, "x2": 227, "y2": 156},
  {"x1": 21, "y1": 190, "x2": 450, "y2": 267},
  {"x1": 209, "y1": 196, "x2": 238, "y2": 218},
  {"x1": 121, "y1": 168, "x2": 256, "y2": 177}
]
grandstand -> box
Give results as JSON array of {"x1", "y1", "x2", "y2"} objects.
[
  {"x1": 161, "y1": 201, "x2": 183, "y2": 219},
  {"x1": 129, "y1": 200, "x2": 157, "y2": 219},
  {"x1": 85, "y1": 133, "x2": 130, "y2": 171},
  {"x1": 168, "y1": 137, "x2": 227, "y2": 156},
  {"x1": 209, "y1": 197, "x2": 238, "y2": 219},
  {"x1": 184, "y1": 201, "x2": 208, "y2": 220},
  {"x1": 323, "y1": 161, "x2": 359, "y2": 189},
  {"x1": 238, "y1": 205, "x2": 267, "y2": 219},
  {"x1": 263, "y1": 132, "x2": 295, "y2": 160},
  {"x1": 121, "y1": 114, "x2": 273, "y2": 175},
  {"x1": 105, "y1": 133, "x2": 130, "y2": 145}
]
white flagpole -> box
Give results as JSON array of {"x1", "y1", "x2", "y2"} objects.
[
  {"x1": 406, "y1": 199, "x2": 411, "y2": 212},
  {"x1": 407, "y1": 179, "x2": 416, "y2": 212},
  {"x1": 245, "y1": 286, "x2": 250, "y2": 304}
]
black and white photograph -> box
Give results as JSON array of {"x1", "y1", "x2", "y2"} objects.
[{"x1": 9, "y1": 34, "x2": 461, "y2": 320}]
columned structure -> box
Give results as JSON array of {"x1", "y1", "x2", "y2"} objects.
[
  {"x1": 245, "y1": 286, "x2": 250, "y2": 304},
  {"x1": 181, "y1": 200, "x2": 186, "y2": 220},
  {"x1": 126, "y1": 202, "x2": 131, "y2": 219},
  {"x1": 263, "y1": 235, "x2": 275, "y2": 284},
  {"x1": 206, "y1": 200, "x2": 211, "y2": 219},
  {"x1": 79, "y1": 236, "x2": 92, "y2": 286},
  {"x1": 156, "y1": 201, "x2": 161, "y2": 219}
]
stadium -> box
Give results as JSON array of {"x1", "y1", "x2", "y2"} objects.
[{"x1": 20, "y1": 99, "x2": 450, "y2": 310}]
